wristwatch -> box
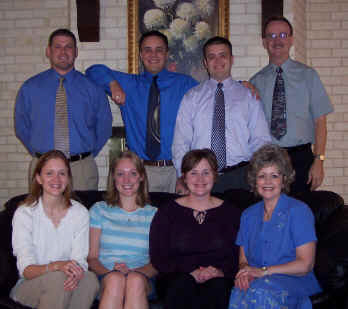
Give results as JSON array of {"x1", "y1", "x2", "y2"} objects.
[
  {"x1": 261, "y1": 266, "x2": 269, "y2": 276},
  {"x1": 315, "y1": 154, "x2": 325, "y2": 161}
]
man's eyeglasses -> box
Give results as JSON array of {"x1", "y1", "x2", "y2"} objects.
[{"x1": 265, "y1": 32, "x2": 290, "y2": 40}]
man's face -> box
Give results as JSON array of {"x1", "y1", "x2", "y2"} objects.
[
  {"x1": 263, "y1": 21, "x2": 293, "y2": 64},
  {"x1": 203, "y1": 43, "x2": 233, "y2": 82},
  {"x1": 46, "y1": 35, "x2": 77, "y2": 75},
  {"x1": 140, "y1": 35, "x2": 168, "y2": 75}
]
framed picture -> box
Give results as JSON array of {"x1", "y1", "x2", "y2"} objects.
[{"x1": 128, "y1": 0, "x2": 230, "y2": 81}]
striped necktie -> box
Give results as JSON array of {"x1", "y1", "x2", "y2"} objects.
[
  {"x1": 271, "y1": 67, "x2": 287, "y2": 140},
  {"x1": 54, "y1": 77, "x2": 70, "y2": 157},
  {"x1": 211, "y1": 82, "x2": 226, "y2": 170},
  {"x1": 145, "y1": 76, "x2": 161, "y2": 160}
]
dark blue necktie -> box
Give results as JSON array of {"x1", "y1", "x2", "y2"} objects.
[
  {"x1": 145, "y1": 76, "x2": 161, "y2": 159},
  {"x1": 271, "y1": 67, "x2": 287, "y2": 140},
  {"x1": 211, "y1": 83, "x2": 226, "y2": 170}
]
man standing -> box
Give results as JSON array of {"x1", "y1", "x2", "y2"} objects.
[
  {"x1": 86, "y1": 31, "x2": 198, "y2": 193},
  {"x1": 15, "y1": 29, "x2": 112, "y2": 190},
  {"x1": 250, "y1": 16, "x2": 333, "y2": 194},
  {"x1": 172, "y1": 36, "x2": 271, "y2": 193}
]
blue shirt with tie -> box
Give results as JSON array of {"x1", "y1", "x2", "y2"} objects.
[
  {"x1": 15, "y1": 68, "x2": 112, "y2": 156},
  {"x1": 86, "y1": 65, "x2": 198, "y2": 160}
]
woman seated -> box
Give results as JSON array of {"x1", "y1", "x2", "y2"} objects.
[
  {"x1": 229, "y1": 144, "x2": 321, "y2": 309},
  {"x1": 88, "y1": 151, "x2": 157, "y2": 309},
  {"x1": 11, "y1": 150, "x2": 99, "y2": 309},
  {"x1": 150, "y1": 149, "x2": 240, "y2": 309}
]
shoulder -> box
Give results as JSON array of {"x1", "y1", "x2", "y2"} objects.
[
  {"x1": 241, "y1": 201, "x2": 263, "y2": 219},
  {"x1": 13, "y1": 202, "x2": 37, "y2": 219},
  {"x1": 142, "y1": 204, "x2": 158, "y2": 214},
  {"x1": 250, "y1": 65, "x2": 272, "y2": 82},
  {"x1": 183, "y1": 80, "x2": 209, "y2": 98},
  {"x1": 20, "y1": 70, "x2": 52, "y2": 89},
  {"x1": 89, "y1": 200, "x2": 111, "y2": 214},
  {"x1": 69, "y1": 200, "x2": 89, "y2": 216},
  {"x1": 284, "y1": 195, "x2": 313, "y2": 216}
]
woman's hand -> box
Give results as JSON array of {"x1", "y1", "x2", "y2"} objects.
[
  {"x1": 199, "y1": 266, "x2": 224, "y2": 282},
  {"x1": 114, "y1": 262, "x2": 130, "y2": 275},
  {"x1": 190, "y1": 268, "x2": 205, "y2": 283}
]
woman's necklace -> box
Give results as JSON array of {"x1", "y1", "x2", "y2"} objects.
[{"x1": 193, "y1": 210, "x2": 207, "y2": 224}]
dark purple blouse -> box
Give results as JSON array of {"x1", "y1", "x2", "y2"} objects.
[{"x1": 149, "y1": 199, "x2": 241, "y2": 278}]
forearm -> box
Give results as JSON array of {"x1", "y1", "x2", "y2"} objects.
[
  {"x1": 267, "y1": 258, "x2": 314, "y2": 277},
  {"x1": 313, "y1": 115, "x2": 327, "y2": 156},
  {"x1": 87, "y1": 257, "x2": 110, "y2": 276},
  {"x1": 133, "y1": 263, "x2": 158, "y2": 278},
  {"x1": 23, "y1": 261, "x2": 67, "y2": 280}
]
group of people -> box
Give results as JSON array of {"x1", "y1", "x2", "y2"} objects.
[
  {"x1": 10, "y1": 13, "x2": 331, "y2": 309},
  {"x1": 11, "y1": 145, "x2": 321, "y2": 309}
]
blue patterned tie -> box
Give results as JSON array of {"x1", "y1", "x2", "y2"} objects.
[
  {"x1": 211, "y1": 83, "x2": 226, "y2": 170},
  {"x1": 271, "y1": 67, "x2": 287, "y2": 140},
  {"x1": 145, "y1": 76, "x2": 161, "y2": 160}
]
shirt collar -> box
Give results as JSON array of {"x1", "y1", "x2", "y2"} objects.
[
  {"x1": 270, "y1": 58, "x2": 291, "y2": 74},
  {"x1": 143, "y1": 68, "x2": 169, "y2": 82},
  {"x1": 207, "y1": 76, "x2": 233, "y2": 90},
  {"x1": 50, "y1": 67, "x2": 76, "y2": 82}
]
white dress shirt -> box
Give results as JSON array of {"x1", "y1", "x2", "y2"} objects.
[
  {"x1": 172, "y1": 77, "x2": 272, "y2": 176},
  {"x1": 12, "y1": 198, "x2": 89, "y2": 277}
]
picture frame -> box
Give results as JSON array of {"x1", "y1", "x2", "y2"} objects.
[{"x1": 127, "y1": 0, "x2": 230, "y2": 81}]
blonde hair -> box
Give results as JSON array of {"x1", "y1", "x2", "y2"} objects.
[{"x1": 105, "y1": 151, "x2": 150, "y2": 207}]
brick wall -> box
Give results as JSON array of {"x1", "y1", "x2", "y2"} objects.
[
  {"x1": 0, "y1": 0, "x2": 346, "y2": 208},
  {"x1": 306, "y1": 0, "x2": 348, "y2": 202}
]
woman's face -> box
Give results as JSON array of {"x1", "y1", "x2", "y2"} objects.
[
  {"x1": 184, "y1": 159, "x2": 215, "y2": 197},
  {"x1": 113, "y1": 158, "x2": 143, "y2": 198},
  {"x1": 36, "y1": 158, "x2": 69, "y2": 198},
  {"x1": 256, "y1": 164, "x2": 283, "y2": 203}
]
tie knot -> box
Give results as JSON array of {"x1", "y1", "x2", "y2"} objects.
[
  {"x1": 276, "y1": 67, "x2": 283, "y2": 74},
  {"x1": 217, "y1": 82, "x2": 223, "y2": 89},
  {"x1": 153, "y1": 75, "x2": 158, "y2": 82}
]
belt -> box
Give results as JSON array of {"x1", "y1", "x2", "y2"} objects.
[
  {"x1": 143, "y1": 159, "x2": 173, "y2": 167},
  {"x1": 283, "y1": 143, "x2": 311, "y2": 154},
  {"x1": 219, "y1": 161, "x2": 249, "y2": 175},
  {"x1": 35, "y1": 152, "x2": 91, "y2": 162}
]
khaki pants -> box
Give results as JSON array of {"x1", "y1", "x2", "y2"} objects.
[
  {"x1": 12, "y1": 271, "x2": 99, "y2": 309},
  {"x1": 29, "y1": 155, "x2": 99, "y2": 191},
  {"x1": 145, "y1": 165, "x2": 177, "y2": 193}
]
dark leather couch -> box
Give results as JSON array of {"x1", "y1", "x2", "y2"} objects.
[{"x1": 1, "y1": 189, "x2": 348, "y2": 309}]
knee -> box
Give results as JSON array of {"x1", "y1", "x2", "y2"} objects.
[
  {"x1": 126, "y1": 272, "x2": 148, "y2": 295},
  {"x1": 81, "y1": 271, "x2": 99, "y2": 295},
  {"x1": 101, "y1": 272, "x2": 126, "y2": 296}
]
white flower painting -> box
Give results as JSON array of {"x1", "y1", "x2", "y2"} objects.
[{"x1": 138, "y1": 0, "x2": 223, "y2": 81}]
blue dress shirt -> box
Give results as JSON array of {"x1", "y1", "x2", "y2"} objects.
[
  {"x1": 15, "y1": 68, "x2": 112, "y2": 157},
  {"x1": 86, "y1": 65, "x2": 198, "y2": 160},
  {"x1": 172, "y1": 77, "x2": 272, "y2": 176},
  {"x1": 250, "y1": 58, "x2": 333, "y2": 147}
]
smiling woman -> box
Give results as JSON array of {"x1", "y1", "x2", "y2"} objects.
[
  {"x1": 10, "y1": 150, "x2": 99, "y2": 309},
  {"x1": 149, "y1": 149, "x2": 240, "y2": 309},
  {"x1": 88, "y1": 151, "x2": 158, "y2": 309}
]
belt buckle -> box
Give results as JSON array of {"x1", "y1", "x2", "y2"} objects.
[{"x1": 157, "y1": 160, "x2": 164, "y2": 167}]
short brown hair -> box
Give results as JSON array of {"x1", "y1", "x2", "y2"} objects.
[
  {"x1": 23, "y1": 150, "x2": 73, "y2": 208},
  {"x1": 262, "y1": 16, "x2": 293, "y2": 38},
  {"x1": 48, "y1": 28, "x2": 77, "y2": 47},
  {"x1": 248, "y1": 144, "x2": 295, "y2": 195},
  {"x1": 203, "y1": 36, "x2": 232, "y2": 59},
  {"x1": 181, "y1": 149, "x2": 218, "y2": 180},
  {"x1": 105, "y1": 151, "x2": 150, "y2": 208}
]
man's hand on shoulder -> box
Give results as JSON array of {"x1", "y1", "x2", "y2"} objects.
[
  {"x1": 110, "y1": 80, "x2": 126, "y2": 105},
  {"x1": 241, "y1": 81, "x2": 260, "y2": 100}
]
